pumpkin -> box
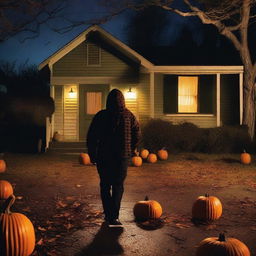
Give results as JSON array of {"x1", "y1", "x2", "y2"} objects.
[
  {"x1": 79, "y1": 153, "x2": 91, "y2": 165},
  {"x1": 157, "y1": 148, "x2": 168, "y2": 160},
  {"x1": 0, "y1": 159, "x2": 6, "y2": 173},
  {"x1": 133, "y1": 196, "x2": 162, "y2": 220},
  {"x1": 132, "y1": 152, "x2": 143, "y2": 167},
  {"x1": 192, "y1": 194, "x2": 222, "y2": 221},
  {"x1": 0, "y1": 180, "x2": 13, "y2": 200},
  {"x1": 240, "y1": 150, "x2": 251, "y2": 164},
  {"x1": 140, "y1": 149, "x2": 149, "y2": 159},
  {"x1": 147, "y1": 153, "x2": 157, "y2": 163},
  {"x1": 0, "y1": 195, "x2": 35, "y2": 256},
  {"x1": 53, "y1": 131, "x2": 61, "y2": 142},
  {"x1": 196, "y1": 233, "x2": 251, "y2": 256}
]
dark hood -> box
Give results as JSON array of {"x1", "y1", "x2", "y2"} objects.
[{"x1": 106, "y1": 89, "x2": 125, "y2": 112}]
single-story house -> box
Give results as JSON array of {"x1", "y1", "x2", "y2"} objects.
[{"x1": 39, "y1": 25, "x2": 243, "y2": 148}]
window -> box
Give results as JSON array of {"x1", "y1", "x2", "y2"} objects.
[
  {"x1": 87, "y1": 43, "x2": 101, "y2": 66},
  {"x1": 86, "y1": 92, "x2": 102, "y2": 114},
  {"x1": 178, "y1": 76, "x2": 198, "y2": 113},
  {"x1": 163, "y1": 75, "x2": 216, "y2": 114}
]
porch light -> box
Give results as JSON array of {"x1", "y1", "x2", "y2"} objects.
[
  {"x1": 125, "y1": 87, "x2": 136, "y2": 100},
  {"x1": 68, "y1": 87, "x2": 76, "y2": 98}
]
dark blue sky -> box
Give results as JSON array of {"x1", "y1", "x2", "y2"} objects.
[{"x1": 0, "y1": 0, "x2": 193, "y2": 67}]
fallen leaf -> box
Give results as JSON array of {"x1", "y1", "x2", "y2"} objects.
[
  {"x1": 76, "y1": 184, "x2": 83, "y2": 187},
  {"x1": 66, "y1": 196, "x2": 76, "y2": 200},
  {"x1": 37, "y1": 226, "x2": 47, "y2": 232},
  {"x1": 64, "y1": 223, "x2": 74, "y2": 230},
  {"x1": 46, "y1": 237, "x2": 57, "y2": 243},
  {"x1": 22, "y1": 206, "x2": 31, "y2": 212},
  {"x1": 37, "y1": 238, "x2": 44, "y2": 245},
  {"x1": 56, "y1": 200, "x2": 68, "y2": 208},
  {"x1": 175, "y1": 223, "x2": 191, "y2": 229},
  {"x1": 63, "y1": 212, "x2": 71, "y2": 217},
  {"x1": 72, "y1": 201, "x2": 81, "y2": 207},
  {"x1": 16, "y1": 196, "x2": 23, "y2": 200}
]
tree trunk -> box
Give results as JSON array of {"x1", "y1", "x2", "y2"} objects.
[{"x1": 242, "y1": 70, "x2": 255, "y2": 140}]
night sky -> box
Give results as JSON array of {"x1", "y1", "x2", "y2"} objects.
[{"x1": 0, "y1": 1, "x2": 190, "y2": 67}]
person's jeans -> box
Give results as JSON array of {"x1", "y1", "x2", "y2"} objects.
[{"x1": 97, "y1": 158, "x2": 128, "y2": 220}]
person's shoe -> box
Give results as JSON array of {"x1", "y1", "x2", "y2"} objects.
[{"x1": 108, "y1": 219, "x2": 123, "y2": 227}]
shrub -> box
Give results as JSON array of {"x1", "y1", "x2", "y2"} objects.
[
  {"x1": 141, "y1": 119, "x2": 253, "y2": 153},
  {"x1": 205, "y1": 125, "x2": 252, "y2": 153}
]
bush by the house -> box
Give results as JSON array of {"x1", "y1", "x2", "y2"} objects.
[{"x1": 141, "y1": 119, "x2": 253, "y2": 153}]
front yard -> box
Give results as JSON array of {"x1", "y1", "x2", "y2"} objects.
[{"x1": 1, "y1": 152, "x2": 256, "y2": 256}]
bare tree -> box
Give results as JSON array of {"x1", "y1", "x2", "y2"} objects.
[{"x1": 0, "y1": 0, "x2": 67, "y2": 42}]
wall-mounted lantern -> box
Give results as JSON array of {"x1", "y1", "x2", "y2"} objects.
[
  {"x1": 68, "y1": 87, "x2": 76, "y2": 98},
  {"x1": 125, "y1": 87, "x2": 136, "y2": 100}
]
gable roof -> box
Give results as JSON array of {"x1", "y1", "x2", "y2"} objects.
[{"x1": 38, "y1": 25, "x2": 154, "y2": 70}]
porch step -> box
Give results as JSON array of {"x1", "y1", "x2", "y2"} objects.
[{"x1": 48, "y1": 141, "x2": 87, "y2": 153}]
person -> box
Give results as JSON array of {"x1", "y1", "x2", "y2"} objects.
[{"x1": 87, "y1": 89, "x2": 140, "y2": 227}]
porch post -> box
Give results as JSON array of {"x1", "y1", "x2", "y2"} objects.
[
  {"x1": 150, "y1": 72, "x2": 155, "y2": 118},
  {"x1": 49, "y1": 64, "x2": 55, "y2": 141},
  {"x1": 50, "y1": 84, "x2": 55, "y2": 141},
  {"x1": 216, "y1": 73, "x2": 221, "y2": 127},
  {"x1": 239, "y1": 72, "x2": 243, "y2": 125}
]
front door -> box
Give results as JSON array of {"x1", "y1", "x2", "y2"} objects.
[{"x1": 79, "y1": 84, "x2": 109, "y2": 141}]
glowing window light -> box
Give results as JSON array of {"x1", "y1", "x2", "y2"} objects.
[
  {"x1": 178, "y1": 76, "x2": 198, "y2": 113},
  {"x1": 125, "y1": 88, "x2": 136, "y2": 100}
]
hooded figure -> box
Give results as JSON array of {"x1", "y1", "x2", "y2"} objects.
[{"x1": 87, "y1": 89, "x2": 140, "y2": 226}]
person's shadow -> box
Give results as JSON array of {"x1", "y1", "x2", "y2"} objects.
[{"x1": 75, "y1": 222, "x2": 124, "y2": 256}]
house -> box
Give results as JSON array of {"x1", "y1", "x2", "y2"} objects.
[{"x1": 39, "y1": 25, "x2": 243, "y2": 148}]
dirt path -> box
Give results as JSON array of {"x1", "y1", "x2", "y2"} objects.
[{"x1": 1, "y1": 152, "x2": 256, "y2": 255}]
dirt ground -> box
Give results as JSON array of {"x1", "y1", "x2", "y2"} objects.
[{"x1": 0, "y1": 152, "x2": 256, "y2": 256}]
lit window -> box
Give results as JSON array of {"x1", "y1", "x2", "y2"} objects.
[
  {"x1": 178, "y1": 76, "x2": 198, "y2": 113},
  {"x1": 86, "y1": 92, "x2": 102, "y2": 114},
  {"x1": 87, "y1": 43, "x2": 101, "y2": 66}
]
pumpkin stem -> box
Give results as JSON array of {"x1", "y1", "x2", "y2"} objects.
[
  {"x1": 243, "y1": 149, "x2": 246, "y2": 153},
  {"x1": 144, "y1": 196, "x2": 149, "y2": 201},
  {"x1": 218, "y1": 233, "x2": 226, "y2": 242},
  {"x1": 205, "y1": 193, "x2": 209, "y2": 197},
  {"x1": 1, "y1": 194, "x2": 15, "y2": 214}
]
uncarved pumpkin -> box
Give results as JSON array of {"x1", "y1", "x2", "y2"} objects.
[
  {"x1": 132, "y1": 155, "x2": 143, "y2": 167},
  {"x1": 196, "y1": 233, "x2": 251, "y2": 256},
  {"x1": 0, "y1": 180, "x2": 13, "y2": 200},
  {"x1": 79, "y1": 153, "x2": 91, "y2": 165},
  {"x1": 0, "y1": 160, "x2": 6, "y2": 173},
  {"x1": 157, "y1": 149, "x2": 168, "y2": 160},
  {"x1": 192, "y1": 194, "x2": 222, "y2": 221},
  {"x1": 140, "y1": 149, "x2": 149, "y2": 159},
  {"x1": 0, "y1": 195, "x2": 35, "y2": 256},
  {"x1": 147, "y1": 153, "x2": 157, "y2": 163},
  {"x1": 53, "y1": 131, "x2": 61, "y2": 142},
  {"x1": 133, "y1": 196, "x2": 162, "y2": 220},
  {"x1": 240, "y1": 150, "x2": 251, "y2": 164}
]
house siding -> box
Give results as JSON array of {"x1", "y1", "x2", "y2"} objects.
[
  {"x1": 52, "y1": 41, "x2": 139, "y2": 83},
  {"x1": 138, "y1": 73, "x2": 151, "y2": 124},
  {"x1": 63, "y1": 85, "x2": 78, "y2": 140}
]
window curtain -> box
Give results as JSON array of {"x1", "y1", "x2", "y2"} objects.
[
  {"x1": 178, "y1": 76, "x2": 198, "y2": 113},
  {"x1": 86, "y1": 92, "x2": 102, "y2": 114}
]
